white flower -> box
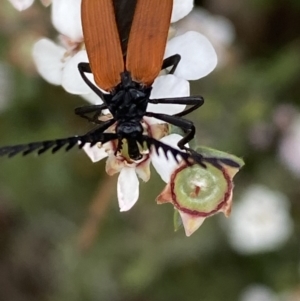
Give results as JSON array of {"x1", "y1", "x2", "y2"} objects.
[
  {"x1": 164, "y1": 31, "x2": 217, "y2": 80},
  {"x1": 84, "y1": 133, "x2": 186, "y2": 212},
  {"x1": 279, "y1": 115, "x2": 300, "y2": 177},
  {"x1": 51, "y1": 0, "x2": 82, "y2": 42},
  {"x1": 172, "y1": 0, "x2": 194, "y2": 23},
  {"x1": 240, "y1": 285, "x2": 279, "y2": 301},
  {"x1": 227, "y1": 185, "x2": 293, "y2": 254},
  {"x1": 175, "y1": 8, "x2": 235, "y2": 67},
  {"x1": 8, "y1": 0, "x2": 50, "y2": 11},
  {"x1": 81, "y1": 76, "x2": 189, "y2": 212},
  {"x1": 9, "y1": 0, "x2": 34, "y2": 10}
]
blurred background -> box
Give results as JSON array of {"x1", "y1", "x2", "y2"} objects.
[{"x1": 0, "y1": 0, "x2": 300, "y2": 300}]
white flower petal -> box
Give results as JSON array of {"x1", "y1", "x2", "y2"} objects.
[
  {"x1": 148, "y1": 74, "x2": 189, "y2": 115},
  {"x1": 105, "y1": 155, "x2": 124, "y2": 176},
  {"x1": 143, "y1": 116, "x2": 161, "y2": 126},
  {"x1": 61, "y1": 51, "x2": 107, "y2": 103},
  {"x1": 151, "y1": 75, "x2": 190, "y2": 98},
  {"x1": 165, "y1": 31, "x2": 218, "y2": 80},
  {"x1": 117, "y1": 167, "x2": 139, "y2": 212},
  {"x1": 82, "y1": 143, "x2": 108, "y2": 163},
  {"x1": 51, "y1": 0, "x2": 83, "y2": 41},
  {"x1": 9, "y1": 0, "x2": 34, "y2": 11},
  {"x1": 81, "y1": 92, "x2": 104, "y2": 105},
  {"x1": 135, "y1": 158, "x2": 151, "y2": 182},
  {"x1": 151, "y1": 134, "x2": 186, "y2": 183},
  {"x1": 61, "y1": 50, "x2": 94, "y2": 95},
  {"x1": 32, "y1": 38, "x2": 65, "y2": 85},
  {"x1": 172, "y1": 0, "x2": 193, "y2": 23}
]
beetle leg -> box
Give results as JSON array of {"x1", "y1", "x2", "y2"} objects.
[
  {"x1": 78, "y1": 62, "x2": 106, "y2": 100},
  {"x1": 149, "y1": 96, "x2": 204, "y2": 117},
  {"x1": 146, "y1": 112, "x2": 196, "y2": 149},
  {"x1": 74, "y1": 103, "x2": 108, "y2": 123},
  {"x1": 161, "y1": 54, "x2": 181, "y2": 74}
]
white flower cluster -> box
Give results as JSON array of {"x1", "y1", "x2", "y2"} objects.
[
  {"x1": 226, "y1": 185, "x2": 293, "y2": 254},
  {"x1": 10, "y1": 0, "x2": 218, "y2": 213}
]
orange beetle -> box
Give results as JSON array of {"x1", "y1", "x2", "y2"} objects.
[{"x1": 76, "y1": 0, "x2": 204, "y2": 161}]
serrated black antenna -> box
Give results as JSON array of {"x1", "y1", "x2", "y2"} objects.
[
  {"x1": 143, "y1": 136, "x2": 194, "y2": 165},
  {"x1": 0, "y1": 129, "x2": 242, "y2": 171},
  {"x1": 0, "y1": 132, "x2": 118, "y2": 158},
  {"x1": 143, "y1": 136, "x2": 242, "y2": 170},
  {"x1": 216, "y1": 157, "x2": 242, "y2": 168}
]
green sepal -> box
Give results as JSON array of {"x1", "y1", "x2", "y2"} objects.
[{"x1": 173, "y1": 209, "x2": 183, "y2": 232}]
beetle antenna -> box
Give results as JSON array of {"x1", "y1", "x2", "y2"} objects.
[
  {"x1": 141, "y1": 136, "x2": 202, "y2": 166},
  {"x1": 0, "y1": 132, "x2": 118, "y2": 158},
  {"x1": 143, "y1": 136, "x2": 242, "y2": 170}
]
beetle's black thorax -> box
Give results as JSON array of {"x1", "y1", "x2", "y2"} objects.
[
  {"x1": 103, "y1": 71, "x2": 152, "y2": 160},
  {"x1": 104, "y1": 71, "x2": 152, "y2": 139},
  {"x1": 105, "y1": 71, "x2": 151, "y2": 123}
]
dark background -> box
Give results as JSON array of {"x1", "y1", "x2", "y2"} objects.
[{"x1": 0, "y1": 1, "x2": 300, "y2": 300}]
